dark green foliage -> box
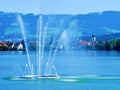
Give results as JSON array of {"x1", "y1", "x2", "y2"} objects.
[
  {"x1": 111, "y1": 39, "x2": 117, "y2": 49},
  {"x1": 0, "y1": 46, "x2": 8, "y2": 51},
  {"x1": 95, "y1": 41, "x2": 106, "y2": 50},
  {"x1": 96, "y1": 39, "x2": 120, "y2": 50},
  {"x1": 105, "y1": 41, "x2": 113, "y2": 50},
  {"x1": 116, "y1": 39, "x2": 120, "y2": 50}
]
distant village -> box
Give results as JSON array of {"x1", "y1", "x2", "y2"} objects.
[
  {"x1": 0, "y1": 35, "x2": 99, "y2": 51},
  {"x1": 1, "y1": 34, "x2": 120, "y2": 51},
  {"x1": 0, "y1": 40, "x2": 25, "y2": 51}
]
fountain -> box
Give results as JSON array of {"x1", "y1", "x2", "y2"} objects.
[
  {"x1": 17, "y1": 15, "x2": 33, "y2": 76},
  {"x1": 6, "y1": 14, "x2": 119, "y2": 83},
  {"x1": 60, "y1": 30, "x2": 70, "y2": 51},
  {"x1": 12, "y1": 14, "x2": 62, "y2": 80}
]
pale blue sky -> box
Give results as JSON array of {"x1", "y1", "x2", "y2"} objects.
[{"x1": 0, "y1": 0, "x2": 120, "y2": 14}]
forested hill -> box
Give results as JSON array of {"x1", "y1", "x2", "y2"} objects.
[{"x1": 0, "y1": 11, "x2": 120, "y2": 40}]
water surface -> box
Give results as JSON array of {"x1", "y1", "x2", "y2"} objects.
[{"x1": 0, "y1": 51, "x2": 120, "y2": 90}]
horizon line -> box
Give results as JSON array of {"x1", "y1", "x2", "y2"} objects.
[{"x1": 0, "y1": 10, "x2": 120, "y2": 15}]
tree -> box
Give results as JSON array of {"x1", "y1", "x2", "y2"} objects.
[
  {"x1": 116, "y1": 39, "x2": 120, "y2": 50},
  {"x1": 111, "y1": 39, "x2": 117, "y2": 49},
  {"x1": 105, "y1": 41, "x2": 113, "y2": 50},
  {"x1": 96, "y1": 41, "x2": 106, "y2": 50}
]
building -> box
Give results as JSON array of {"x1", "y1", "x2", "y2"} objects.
[
  {"x1": 79, "y1": 41, "x2": 91, "y2": 46},
  {"x1": 92, "y1": 34, "x2": 96, "y2": 42},
  {"x1": 0, "y1": 42, "x2": 8, "y2": 50},
  {"x1": 0, "y1": 42, "x2": 8, "y2": 47},
  {"x1": 11, "y1": 42, "x2": 24, "y2": 50}
]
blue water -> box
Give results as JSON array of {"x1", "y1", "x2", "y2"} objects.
[{"x1": 0, "y1": 51, "x2": 120, "y2": 90}]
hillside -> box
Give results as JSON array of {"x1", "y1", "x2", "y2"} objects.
[{"x1": 0, "y1": 11, "x2": 120, "y2": 41}]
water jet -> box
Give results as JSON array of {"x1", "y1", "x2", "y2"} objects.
[{"x1": 15, "y1": 14, "x2": 60, "y2": 79}]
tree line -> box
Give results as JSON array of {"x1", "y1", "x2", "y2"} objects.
[{"x1": 96, "y1": 38, "x2": 120, "y2": 50}]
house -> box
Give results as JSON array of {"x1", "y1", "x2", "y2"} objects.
[
  {"x1": 0, "y1": 42, "x2": 8, "y2": 50},
  {"x1": 92, "y1": 34, "x2": 96, "y2": 42},
  {"x1": 0, "y1": 42, "x2": 8, "y2": 47},
  {"x1": 17, "y1": 43, "x2": 24, "y2": 50},
  {"x1": 11, "y1": 42, "x2": 24, "y2": 50},
  {"x1": 79, "y1": 41, "x2": 91, "y2": 46}
]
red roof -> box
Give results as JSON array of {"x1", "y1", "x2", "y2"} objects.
[
  {"x1": 79, "y1": 41, "x2": 90, "y2": 45},
  {"x1": 0, "y1": 42, "x2": 8, "y2": 46}
]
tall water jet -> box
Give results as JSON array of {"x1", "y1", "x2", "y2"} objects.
[
  {"x1": 17, "y1": 15, "x2": 32, "y2": 75},
  {"x1": 37, "y1": 15, "x2": 47, "y2": 75},
  {"x1": 60, "y1": 30, "x2": 70, "y2": 51},
  {"x1": 13, "y1": 14, "x2": 59, "y2": 79},
  {"x1": 45, "y1": 35, "x2": 56, "y2": 75},
  {"x1": 45, "y1": 31, "x2": 68, "y2": 76},
  {"x1": 36, "y1": 15, "x2": 42, "y2": 75}
]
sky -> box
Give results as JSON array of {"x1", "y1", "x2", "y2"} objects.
[{"x1": 0, "y1": 0, "x2": 120, "y2": 14}]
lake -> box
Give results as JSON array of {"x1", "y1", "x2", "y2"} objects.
[{"x1": 0, "y1": 50, "x2": 120, "y2": 90}]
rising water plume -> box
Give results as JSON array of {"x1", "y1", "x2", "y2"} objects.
[
  {"x1": 17, "y1": 14, "x2": 60, "y2": 78},
  {"x1": 17, "y1": 15, "x2": 32, "y2": 75}
]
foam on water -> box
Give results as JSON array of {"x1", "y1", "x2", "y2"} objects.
[{"x1": 5, "y1": 75, "x2": 120, "y2": 82}]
